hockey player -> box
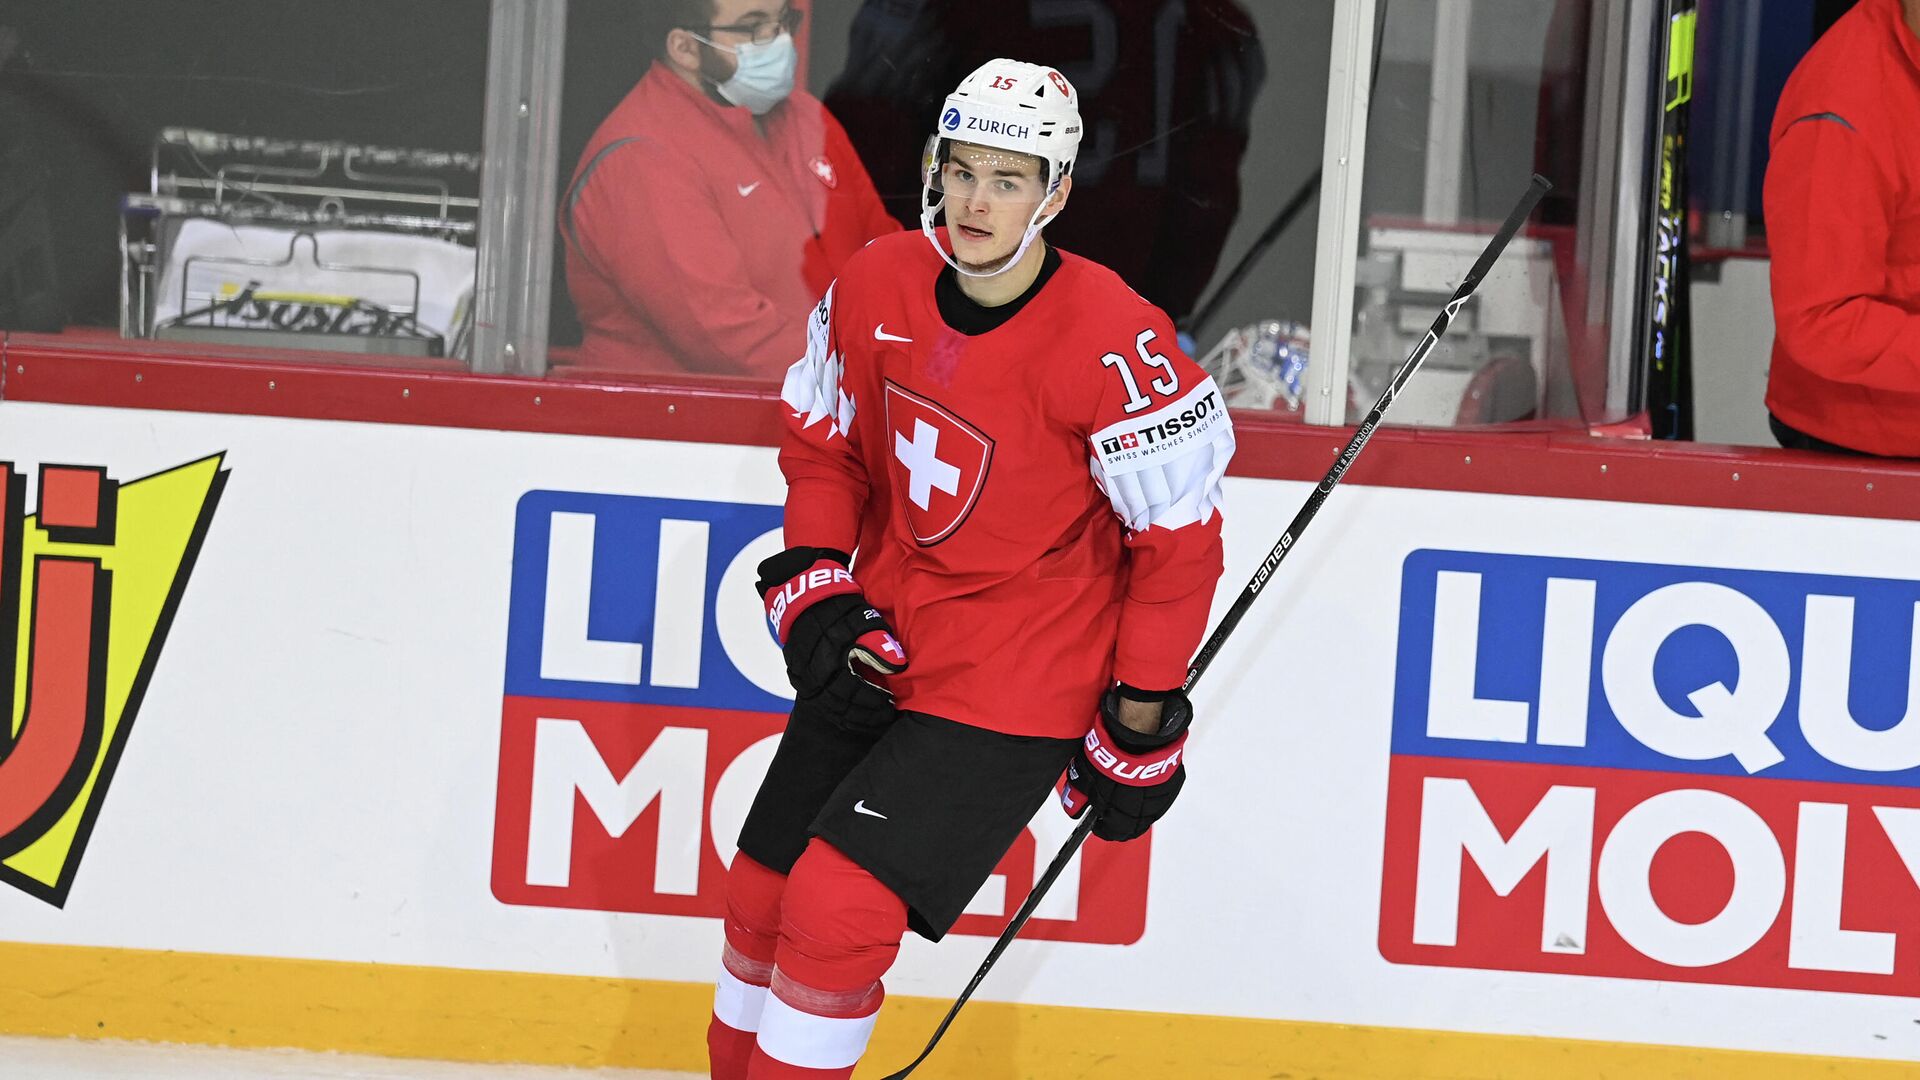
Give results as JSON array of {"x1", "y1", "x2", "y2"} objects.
[{"x1": 707, "y1": 58, "x2": 1235, "y2": 1079}]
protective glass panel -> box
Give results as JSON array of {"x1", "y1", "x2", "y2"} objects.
[
  {"x1": 1332, "y1": 0, "x2": 1645, "y2": 429},
  {"x1": 549, "y1": 0, "x2": 1325, "y2": 387},
  {"x1": 0, "y1": 1, "x2": 487, "y2": 367}
]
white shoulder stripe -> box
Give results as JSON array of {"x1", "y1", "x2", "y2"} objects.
[{"x1": 1089, "y1": 377, "x2": 1234, "y2": 531}]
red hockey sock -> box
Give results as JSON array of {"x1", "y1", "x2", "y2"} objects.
[
  {"x1": 710, "y1": 854, "x2": 786, "y2": 1080},
  {"x1": 746, "y1": 840, "x2": 907, "y2": 1079}
]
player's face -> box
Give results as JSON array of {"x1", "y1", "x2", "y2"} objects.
[{"x1": 939, "y1": 143, "x2": 1061, "y2": 270}]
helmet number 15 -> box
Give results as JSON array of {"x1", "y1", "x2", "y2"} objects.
[{"x1": 1100, "y1": 329, "x2": 1181, "y2": 414}]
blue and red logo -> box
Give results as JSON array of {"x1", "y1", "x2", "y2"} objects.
[
  {"x1": 1380, "y1": 549, "x2": 1920, "y2": 996},
  {"x1": 490, "y1": 491, "x2": 1150, "y2": 943}
]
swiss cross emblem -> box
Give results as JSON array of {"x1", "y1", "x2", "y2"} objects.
[
  {"x1": 883, "y1": 381, "x2": 993, "y2": 546},
  {"x1": 1120, "y1": 433, "x2": 1138, "y2": 449},
  {"x1": 809, "y1": 156, "x2": 838, "y2": 189}
]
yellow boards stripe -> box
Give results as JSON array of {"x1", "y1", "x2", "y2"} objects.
[{"x1": 0, "y1": 941, "x2": 1907, "y2": 1079}]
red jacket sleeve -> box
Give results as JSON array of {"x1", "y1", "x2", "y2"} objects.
[
  {"x1": 569, "y1": 142, "x2": 805, "y2": 377},
  {"x1": 1765, "y1": 114, "x2": 1920, "y2": 390},
  {"x1": 1084, "y1": 312, "x2": 1234, "y2": 691},
  {"x1": 777, "y1": 283, "x2": 868, "y2": 552}
]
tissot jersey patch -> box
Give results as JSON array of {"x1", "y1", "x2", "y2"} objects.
[
  {"x1": 1092, "y1": 379, "x2": 1227, "y2": 476},
  {"x1": 883, "y1": 381, "x2": 993, "y2": 545}
]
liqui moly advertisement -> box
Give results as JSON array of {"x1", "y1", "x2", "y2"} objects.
[
  {"x1": 489, "y1": 490, "x2": 1153, "y2": 943},
  {"x1": 1380, "y1": 549, "x2": 1920, "y2": 996}
]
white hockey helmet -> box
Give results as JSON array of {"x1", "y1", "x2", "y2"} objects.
[{"x1": 921, "y1": 58, "x2": 1083, "y2": 277}]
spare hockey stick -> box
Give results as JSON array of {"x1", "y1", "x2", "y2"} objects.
[{"x1": 882, "y1": 174, "x2": 1551, "y2": 1080}]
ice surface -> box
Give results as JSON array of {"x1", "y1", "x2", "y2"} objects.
[{"x1": 0, "y1": 1037, "x2": 701, "y2": 1079}]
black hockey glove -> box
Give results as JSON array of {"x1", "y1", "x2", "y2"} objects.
[
  {"x1": 1057, "y1": 686, "x2": 1191, "y2": 843},
  {"x1": 758, "y1": 546, "x2": 908, "y2": 733}
]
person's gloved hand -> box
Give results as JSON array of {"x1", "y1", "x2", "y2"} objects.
[
  {"x1": 1058, "y1": 686, "x2": 1190, "y2": 842},
  {"x1": 758, "y1": 547, "x2": 908, "y2": 731}
]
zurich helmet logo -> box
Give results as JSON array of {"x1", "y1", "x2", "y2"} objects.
[{"x1": 941, "y1": 107, "x2": 962, "y2": 131}]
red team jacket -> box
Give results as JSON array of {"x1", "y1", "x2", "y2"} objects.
[
  {"x1": 560, "y1": 64, "x2": 897, "y2": 379},
  {"x1": 779, "y1": 231, "x2": 1234, "y2": 740},
  {"x1": 1764, "y1": 0, "x2": 1920, "y2": 455}
]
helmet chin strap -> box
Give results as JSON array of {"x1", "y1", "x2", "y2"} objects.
[{"x1": 920, "y1": 185, "x2": 1059, "y2": 280}]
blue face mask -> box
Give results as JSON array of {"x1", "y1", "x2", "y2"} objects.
[{"x1": 694, "y1": 31, "x2": 797, "y2": 116}]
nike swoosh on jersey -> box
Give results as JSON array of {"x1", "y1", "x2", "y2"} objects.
[
  {"x1": 737, "y1": 181, "x2": 761, "y2": 197},
  {"x1": 873, "y1": 325, "x2": 913, "y2": 343},
  {"x1": 853, "y1": 800, "x2": 889, "y2": 820}
]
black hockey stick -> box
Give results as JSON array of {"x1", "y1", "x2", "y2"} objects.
[
  {"x1": 1643, "y1": 0, "x2": 1696, "y2": 439},
  {"x1": 882, "y1": 174, "x2": 1551, "y2": 1080}
]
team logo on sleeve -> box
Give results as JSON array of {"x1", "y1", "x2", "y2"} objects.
[{"x1": 882, "y1": 382, "x2": 993, "y2": 546}]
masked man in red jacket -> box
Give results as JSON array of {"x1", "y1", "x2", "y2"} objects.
[
  {"x1": 1764, "y1": 0, "x2": 1920, "y2": 456},
  {"x1": 560, "y1": 0, "x2": 897, "y2": 379}
]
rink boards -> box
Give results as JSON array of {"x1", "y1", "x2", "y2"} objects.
[{"x1": 2, "y1": 357, "x2": 1919, "y2": 1078}]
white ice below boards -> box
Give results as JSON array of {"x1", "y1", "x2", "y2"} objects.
[{"x1": 0, "y1": 1037, "x2": 700, "y2": 1079}]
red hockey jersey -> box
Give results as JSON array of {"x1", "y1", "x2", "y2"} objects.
[{"x1": 778, "y1": 231, "x2": 1234, "y2": 739}]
